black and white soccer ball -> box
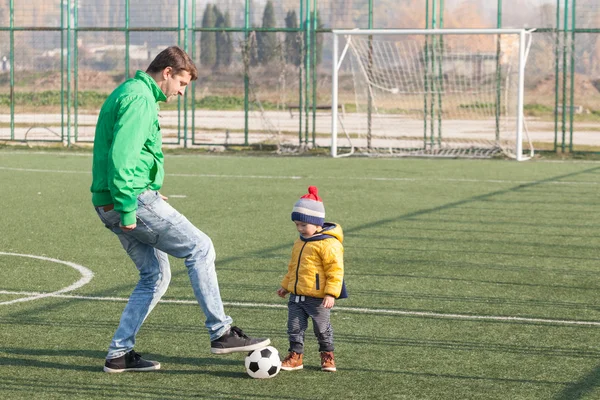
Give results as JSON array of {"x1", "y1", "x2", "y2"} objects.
[{"x1": 244, "y1": 346, "x2": 281, "y2": 379}]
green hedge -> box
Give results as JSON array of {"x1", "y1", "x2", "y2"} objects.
[{"x1": 0, "y1": 91, "x2": 281, "y2": 111}]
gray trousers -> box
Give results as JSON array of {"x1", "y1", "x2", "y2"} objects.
[{"x1": 287, "y1": 294, "x2": 334, "y2": 353}]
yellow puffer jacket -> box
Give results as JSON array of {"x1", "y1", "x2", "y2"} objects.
[{"x1": 281, "y1": 223, "x2": 344, "y2": 298}]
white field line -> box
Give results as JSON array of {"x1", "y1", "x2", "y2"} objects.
[
  {"x1": 0, "y1": 167, "x2": 302, "y2": 180},
  {"x1": 0, "y1": 166, "x2": 597, "y2": 186},
  {"x1": 0, "y1": 151, "x2": 93, "y2": 157},
  {"x1": 1, "y1": 289, "x2": 599, "y2": 327},
  {"x1": 170, "y1": 172, "x2": 303, "y2": 180},
  {"x1": 0, "y1": 252, "x2": 94, "y2": 306},
  {"x1": 3, "y1": 151, "x2": 600, "y2": 165}
]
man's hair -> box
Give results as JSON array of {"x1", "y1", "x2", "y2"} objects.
[{"x1": 146, "y1": 46, "x2": 198, "y2": 81}]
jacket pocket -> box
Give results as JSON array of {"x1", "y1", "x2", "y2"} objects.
[{"x1": 315, "y1": 273, "x2": 320, "y2": 290}]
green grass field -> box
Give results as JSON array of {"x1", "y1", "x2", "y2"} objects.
[{"x1": 1, "y1": 150, "x2": 599, "y2": 399}]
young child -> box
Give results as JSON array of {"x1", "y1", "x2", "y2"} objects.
[{"x1": 277, "y1": 186, "x2": 346, "y2": 372}]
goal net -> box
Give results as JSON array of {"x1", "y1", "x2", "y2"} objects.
[{"x1": 331, "y1": 29, "x2": 534, "y2": 160}]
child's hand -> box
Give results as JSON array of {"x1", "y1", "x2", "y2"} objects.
[
  {"x1": 322, "y1": 295, "x2": 335, "y2": 309},
  {"x1": 277, "y1": 287, "x2": 289, "y2": 298}
]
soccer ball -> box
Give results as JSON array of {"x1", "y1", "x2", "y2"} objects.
[{"x1": 244, "y1": 346, "x2": 281, "y2": 379}]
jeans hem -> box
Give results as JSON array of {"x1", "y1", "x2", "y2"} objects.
[{"x1": 106, "y1": 349, "x2": 129, "y2": 359}]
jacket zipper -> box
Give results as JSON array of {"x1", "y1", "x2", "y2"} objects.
[{"x1": 294, "y1": 242, "x2": 307, "y2": 295}]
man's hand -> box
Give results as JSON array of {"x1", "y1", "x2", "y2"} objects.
[
  {"x1": 277, "y1": 287, "x2": 289, "y2": 298},
  {"x1": 322, "y1": 295, "x2": 335, "y2": 309},
  {"x1": 120, "y1": 223, "x2": 136, "y2": 232},
  {"x1": 118, "y1": 193, "x2": 165, "y2": 233}
]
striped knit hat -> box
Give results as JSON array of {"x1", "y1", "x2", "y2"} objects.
[{"x1": 291, "y1": 186, "x2": 325, "y2": 226}]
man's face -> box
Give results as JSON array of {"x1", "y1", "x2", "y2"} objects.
[{"x1": 163, "y1": 68, "x2": 192, "y2": 102}]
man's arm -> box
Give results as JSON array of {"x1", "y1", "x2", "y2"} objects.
[{"x1": 107, "y1": 96, "x2": 155, "y2": 227}]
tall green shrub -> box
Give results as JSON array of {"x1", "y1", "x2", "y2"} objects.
[
  {"x1": 200, "y1": 4, "x2": 217, "y2": 68},
  {"x1": 257, "y1": 1, "x2": 278, "y2": 65},
  {"x1": 215, "y1": 8, "x2": 233, "y2": 69},
  {"x1": 284, "y1": 10, "x2": 301, "y2": 67}
]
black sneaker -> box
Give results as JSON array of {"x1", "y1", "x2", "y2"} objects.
[
  {"x1": 210, "y1": 326, "x2": 270, "y2": 354},
  {"x1": 103, "y1": 350, "x2": 161, "y2": 373}
]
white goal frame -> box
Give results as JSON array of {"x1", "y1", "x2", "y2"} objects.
[{"x1": 331, "y1": 28, "x2": 533, "y2": 160}]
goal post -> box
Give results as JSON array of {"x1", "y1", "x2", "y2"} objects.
[{"x1": 331, "y1": 28, "x2": 534, "y2": 160}]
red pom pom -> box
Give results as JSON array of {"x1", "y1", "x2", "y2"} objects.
[{"x1": 301, "y1": 186, "x2": 322, "y2": 202}]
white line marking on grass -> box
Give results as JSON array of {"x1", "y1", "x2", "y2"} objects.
[
  {"x1": 0, "y1": 151, "x2": 93, "y2": 157},
  {"x1": 0, "y1": 166, "x2": 597, "y2": 186},
  {"x1": 5, "y1": 151, "x2": 600, "y2": 164},
  {"x1": 0, "y1": 167, "x2": 303, "y2": 180},
  {"x1": 0, "y1": 253, "x2": 94, "y2": 306},
  {"x1": 0, "y1": 166, "x2": 88, "y2": 174},
  {"x1": 349, "y1": 177, "x2": 599, "y2": 185},
  {"x1": 0, "y1": 289, "x2": 598, "y2": 327},
  {"x1": 170, "y1": 173, "x2": 303, "y2": 180}
]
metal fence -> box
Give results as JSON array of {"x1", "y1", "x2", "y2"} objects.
[{"x1": 0, "y1": 0, "x2": 598, "y2": 153}]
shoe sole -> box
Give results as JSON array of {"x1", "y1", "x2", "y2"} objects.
[
  {"x1": 321, "y1": 367, "x2": 336, "y2": 372},
  {"x1": 281, "y1": 365, "x2": 303, "y2": 371},
  {"x1": 103, "y1": 365, "x2": 161, "y2": 373},
  {"x1": 211, "y1": 338, "x2": 271, "y2": 354}
]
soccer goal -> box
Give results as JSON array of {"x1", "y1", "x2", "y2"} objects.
[{"x1": 331, "y1": 28, "x2": 535, "y2": 160}]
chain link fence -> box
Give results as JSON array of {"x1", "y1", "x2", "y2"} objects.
[{"x1": 0, "y1": 0, "x2": 598, "y2": 153}]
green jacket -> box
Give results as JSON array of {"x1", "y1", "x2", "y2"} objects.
[{"x1": 91, "y1": 70, "x2": 167, "y2": 226}]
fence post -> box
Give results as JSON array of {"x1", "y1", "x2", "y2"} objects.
[
  {"x1": 66, "y1": 0, "x2": 72, "y2": 147},
  {"x1": 74, "y1": 0, "x2": 79, "y2": 143},
  {"x1": 244, "y1": 0, "x2": 250, "y2": 146},
  {"x1": 495, "y1": 0, "x2": 502, "y2": 142},
  {"x1": 561, "y1": 0, "x2": 569, "y2": 153},
  {"x1": 191, "y1": 0, "x2": 197, "y2": 145},
  {"x1": 183, "y1": 0, "x2": 189, "y2": 148},
  {"x1": 569, "y1": 0, "x2": 576, "y2": 152}
]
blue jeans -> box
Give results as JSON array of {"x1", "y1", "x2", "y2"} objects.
[{"x1": 95, "y1": 190, "x2": 233, "y2": 359}]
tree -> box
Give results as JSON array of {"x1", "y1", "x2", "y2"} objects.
[
  {"x1": 247, "y1": 28, "x2": 260, "y2": 67},
  {"x1": 257, "y1": 1, "x2": 278, "y2": 65},
  {"x1": 314, "y1": 10, "x2": 324, "y2": 66},
  {"x1": 284, "y1": 10, "x2": 301, "y2": 66},
  {"x1": 215, "y1": 8, "x2": 233, "y2": 69},
  {"x1": 104, "y1": 0, "x2": 124, "y2": 33},
  {"x1": 330, "y1": 0, "x2": 354, "y2": 27},
  {"x1": 0, "y1": 2, "x2": 8, "y2": 57},
  {"x1": 0, "y1": 2, "x2": 6, "y2": 27},
  {"x1": 200, "y1": 4, "x2": 217, "y2": 68}
]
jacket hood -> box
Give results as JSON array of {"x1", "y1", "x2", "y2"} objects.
[{"x1": 300, "y1": 222, "x2": 343, "y2": 243}]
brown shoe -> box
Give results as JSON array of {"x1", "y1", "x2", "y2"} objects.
[
  {"x1": 280, "y1": 351, "x2": 303, "y2": 371},
  {"x1": 320, "y1": 351, "x2": 336, "y2": 372}
]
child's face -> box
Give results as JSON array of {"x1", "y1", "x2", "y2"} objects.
[{"x1": 294, "y1": 221, "x2": 320, "y2": 238}]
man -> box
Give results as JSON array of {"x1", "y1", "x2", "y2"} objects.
[{"x1": 91, "y1": 46, "x2": 269, "y2": 373}]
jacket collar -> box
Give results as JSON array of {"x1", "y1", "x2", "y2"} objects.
[
  {"x1": 300, "y1": 223, "x2": 337, "y2": 242},
  {"x1": 134, "y1": 70, "x2": 167, "y2": 103}
]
